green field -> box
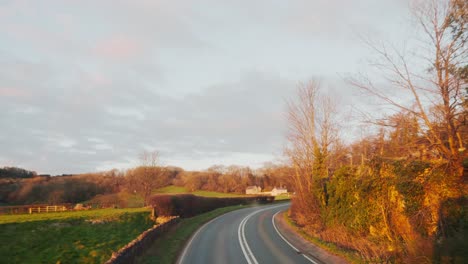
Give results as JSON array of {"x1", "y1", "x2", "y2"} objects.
[
  {"x1": 274, "y1": 193, "x2": 291, "y2": 201},
  {"x1": 153, "y1": 185, "x2": 188, "y2": 194},
  {"x1": 154, "y1": 185, "x2": 247, "y2": 197},
  {"x1": 0, "y1": 208, "x2": 153, "y2": 264}
]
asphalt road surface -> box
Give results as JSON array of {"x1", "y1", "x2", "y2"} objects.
[{"x1": 177, "y1": 203, "x2": 323, "y2": 264}]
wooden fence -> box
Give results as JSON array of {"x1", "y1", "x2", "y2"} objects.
[
  {"x1": 28, "y1": 205, "x2": 68, "y2": 214},
  {"x1": 0, "y1": 204, "x2": 74, "y2": 215}
]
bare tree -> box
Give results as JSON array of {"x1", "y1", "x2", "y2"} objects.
[
  {"x1": 285, "y1": 81, "x2": 339, "y2": 227},
  {"x1": 348, "y1": 0, "x2": 467, "y2": 175},
  {"x1": 126, "y1": 151, "x2": 167, "y2": 206}
]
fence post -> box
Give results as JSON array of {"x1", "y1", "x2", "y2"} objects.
[{"x1": 29, "y1": 208, "x2": 32, "y2": 214}]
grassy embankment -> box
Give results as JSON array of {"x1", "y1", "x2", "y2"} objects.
[
  {"x1": 0, "y1": 208, "x2": 153, "y2": 264},
  {"x1": 283, "y1": 212, "x2": 364, "y2": 264}
]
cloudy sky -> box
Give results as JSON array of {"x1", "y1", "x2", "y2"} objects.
[{"x1": 0, "y1": 0, "x2": 416, "y2": 174}]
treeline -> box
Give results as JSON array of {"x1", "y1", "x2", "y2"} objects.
[
  {"x1": 0, "y1": 164, "x2": 293, "y2": 206},
  {"x1": 0, "y1": 170, "x2": 124, "y2": 205},
  {"x1": 0, "y1": 167, "x2": 37, "y2": 179},
  {"x1": 286, "y1": 1, "x2": 467, "y2": 262},
  {"x1": 173, "y1": 165, "x2": 293, "y2": 193}
]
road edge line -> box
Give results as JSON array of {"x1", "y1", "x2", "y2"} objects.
[
  {"x1": 272, "y1": 211, "x2": 300, "y2": 252},
  {"x1": 272, "y1": 210, "x2": 320, "y2": 264},
  {"x1": 176, "y1": 215, "x2": 220, "y2": 264}
]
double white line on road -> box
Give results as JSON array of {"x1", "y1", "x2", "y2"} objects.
[{"x1": 237, "y1": 204, "x2": 288, "y2": 264}]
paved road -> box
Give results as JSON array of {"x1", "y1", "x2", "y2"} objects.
[{"x1": 177, "y1": 203, "x2": 322, "y2": 264}]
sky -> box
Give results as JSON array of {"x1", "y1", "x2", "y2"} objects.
[{"x1": 0, "y1": 0, "x2": 416, "y2": 174}]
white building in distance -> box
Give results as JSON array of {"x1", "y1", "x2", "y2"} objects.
[
  {"x1": 271, "y1": 187, "x2": 287, "y2": 196},
  {"x1": 245, "y1": 185, "x2": 262, "y2": 194}
]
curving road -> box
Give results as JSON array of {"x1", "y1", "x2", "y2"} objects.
[{"x1": 177, "y1": 203, "x2": 323, "y2": 264}]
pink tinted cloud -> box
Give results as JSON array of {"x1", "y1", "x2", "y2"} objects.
[
  {"x1": 93, "y1": 35, "x2": 142, "y2": 60},
  {"x1": 0, "y1": 87, "x2": 31, "y2": 97},
  {"x1": 0, "y1": 6, "x2": 7, "y2": 19},
  {"x1": 90, "y1": 73, "x2": 111, "y2": 86}
]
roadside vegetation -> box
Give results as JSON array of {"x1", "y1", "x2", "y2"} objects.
[
  {"x1": 285, "y1": 1, "x2": 467, "y2": 262},
  {"x1": 0, "y1": 208, "x2": 153, "y2": 264},
  {"x1": 284, "y1": 208, "x2": 366, "y2": 264}
]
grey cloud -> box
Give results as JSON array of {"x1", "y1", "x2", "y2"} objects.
[
  {"x1": 0, "y1": 0, "x2": 415, "y2": 174},
  {"x1": 0, "y1": 46, "x2": 354, "y2": 174},
  {"x1": 0, "y1": 59, "x2": 296, "y2": 174}
]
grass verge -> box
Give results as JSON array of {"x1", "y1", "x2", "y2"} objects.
[
  {"x1": 274, "y1": 193, "x2": 291, "y2": 201},
  {"x1": 283, "y1": 212, "x2": 364, "y2": 264},
  {"x1": 0, "y1": 208, "x2": 153, "y2": 264}
]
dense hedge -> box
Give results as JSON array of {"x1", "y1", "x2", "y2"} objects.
[{"x1": 149, "y1": 194, "x2": 274, "y2": 217}]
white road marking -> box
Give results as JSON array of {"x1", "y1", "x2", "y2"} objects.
[
  {"x1": 179, "y1": 203, "x2": 299, "y2": 264},
  {"x1": 272, "y1": 211, "x2": 300, "y2": 252},
  {"x1": 177, "y1": 216, "x2": 221, "y2": 264},
  {"x1": 238, "y1": 204, "x2": 287, "y2": 264},
  {"x1": 303, "y1": 254, "x2": 320, "y2": 264},
  {"x1": 272, "y1": 210, "x2": 319, "y2": 264},
  {"x1": 238, "y1": 214, "x2": 257, "y2": 264}
]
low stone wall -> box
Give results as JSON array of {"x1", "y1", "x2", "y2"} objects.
[{"x1": 105, "y1": 217, "x2": 180, "y2": 264}]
